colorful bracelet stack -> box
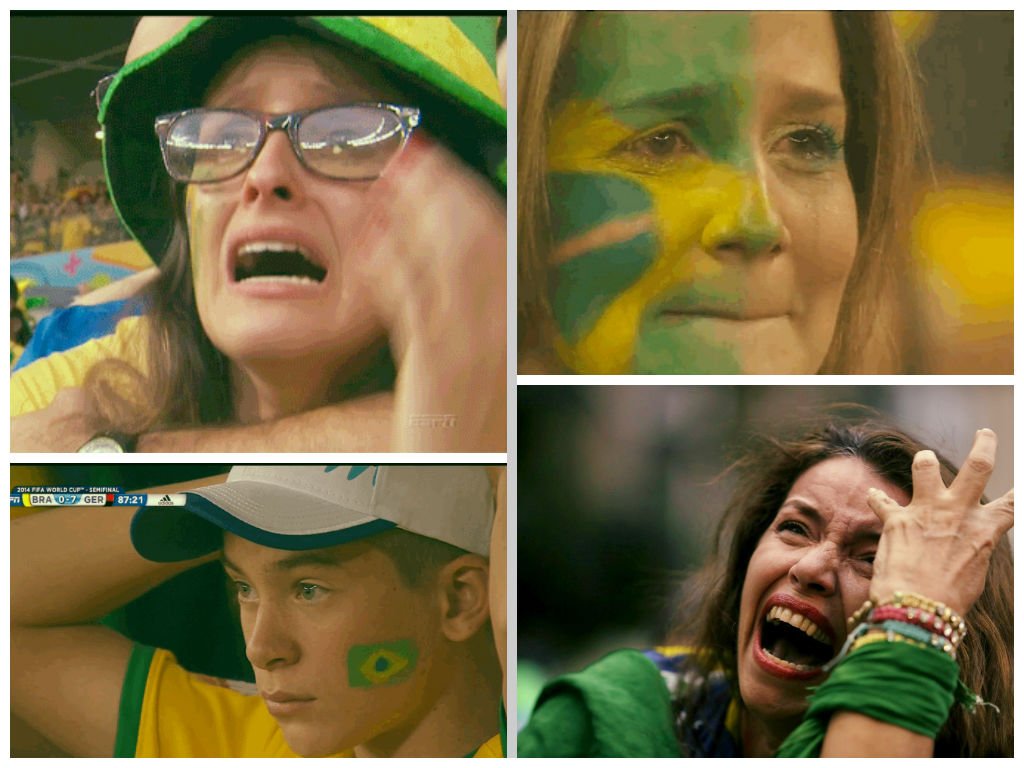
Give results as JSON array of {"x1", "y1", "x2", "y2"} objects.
[{"x1": 842, "y1": 591, "x2": 966, "y2": 662}]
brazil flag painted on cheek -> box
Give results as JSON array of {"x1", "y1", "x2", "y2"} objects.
[
  {"x1": 545, "y1": 12, "x2": 757, "y2": 374},
  {"x1": 348, "y1": 639, "x2": 418, "y2": 687}
]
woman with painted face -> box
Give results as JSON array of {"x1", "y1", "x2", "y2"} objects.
[
  {"x1": 519, "y1": 421, "x2": 1013, "y2": 756},
  {"x1": 11, "y1": 16, "x2": 506, "y2": 452},
  {"x1": 518, "y1": 11, "x2": 922, "y2": 374}
]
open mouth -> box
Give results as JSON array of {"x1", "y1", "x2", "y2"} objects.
[
  {"x1": 234, "y1": 241, "x2": 327, "y2": 285},
  {"x1": 757, "y1": 603, "x2": 836, "y2": 676}
]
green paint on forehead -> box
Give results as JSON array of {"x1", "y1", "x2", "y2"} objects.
[
  {"x1": 552, "y1": 12, "x2": 756, "y2": 167},
  {"x1": 555, "y1": 12, "x2": 753, "y2": 104}
]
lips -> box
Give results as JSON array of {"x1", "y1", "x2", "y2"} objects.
[
  {"x1": 648, "y1": 288, "x2": 791, "y2": 323},
  {"x1": 658, "y1": 307, "x2": 786, "y2": 322},
  {"x1": 753, "y1": 593, "x2": 838, "y2": 681},
  {"x1": 261, "y1": 689, "x2": 317, "y2": 717}
]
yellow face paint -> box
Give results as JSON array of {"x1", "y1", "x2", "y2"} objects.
[
  {"x1": 545, "y1": 13, "x2": 759, "y2": 374},
  {"x1": 546, "y1": 12, "x2": 856, "y2": 374},
  {"x1": 548, "y1": 100, "x2": 759, "y2": 374}
]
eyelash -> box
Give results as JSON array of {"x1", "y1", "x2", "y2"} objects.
[
  {"x1": 229, "y1": 581, "x2": 326, "y2": 603},
  {"x1": 611, "y1": 121, "x2": 844, "y2": 172},
  {"x1": 775, "y1": 522, "x2": 876, "y2": 566},
  {"x1": 776, "y1": 520, "x2": 809, "y2": 537},
  {"x1": 612, "y1": 122, "x2": 695, "y2": 168},
  {"x1": 780, "y1": 123, "x2": 844, "y2": 165}
]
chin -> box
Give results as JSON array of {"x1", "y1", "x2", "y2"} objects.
[
  {"x1": 211, "y1": 323, "x2": 374, "y2": 365},
  {"x1": 280, "y1": 722, "x2": 349, "y2": 758}
]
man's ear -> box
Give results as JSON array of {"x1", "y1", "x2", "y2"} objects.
[{"x1": 436, "y1": 554, "x2": 490, "y2": 642}]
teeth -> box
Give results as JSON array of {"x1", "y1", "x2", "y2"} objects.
[
  {"x1": 239, "y1": 240, "x2": 313, "y2": 259},
  {"x1": 766, "y1": 605, "x2": 831, "y2": 646},
  {"x1": 239, "y1": 274, "x2": 320, "y2": 285},
  {"x1": 762, "y1": 646, "x2": 816, "y2": 672}
]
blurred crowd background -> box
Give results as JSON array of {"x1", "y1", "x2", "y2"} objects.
[
  {"x1": 11, "y1": 16, "x2": 150, "y2": 366},
  {"x1": 517, "y1": 385, "x2": 1013, "y2": 724}
]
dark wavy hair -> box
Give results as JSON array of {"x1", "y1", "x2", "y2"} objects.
[{"x1": 667, "y1": 419, "x2": 1013, "y2": 756}]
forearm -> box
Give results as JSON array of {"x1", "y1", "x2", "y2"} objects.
[
  {"x1": 821, "y1": 713, "x2": 932, "y2": 757},
  {"x1": 137, "y1": 391, "x2": 394, "y2": 452},
  {"x1": 12, "y1": 478, "x2": 221, "y2": 626}
]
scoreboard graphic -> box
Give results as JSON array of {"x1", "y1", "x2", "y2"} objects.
[{"x1": 10, "y1": 488, "x2": 188, "y2": 507}]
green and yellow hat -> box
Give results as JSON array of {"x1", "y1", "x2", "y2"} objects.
[{"x1": 98, "y1": 15, "x2": 506, "y2": 262}]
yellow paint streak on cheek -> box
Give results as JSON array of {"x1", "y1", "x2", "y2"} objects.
[
  {"x1": 560, "y1": 163, "x2": 751, "y2": 374},
  {"x1": 546, "y1": 99, "x2": 632, "y2": 172}
]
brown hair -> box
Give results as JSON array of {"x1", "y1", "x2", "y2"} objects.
[
  {"x1": 517, "y1": 12, "x2": 927, "y2": 373},
  {"x1": 667, "y1": 418, "x2": 1012, "y2": 756}
]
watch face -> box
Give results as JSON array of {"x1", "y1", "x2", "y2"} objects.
[{"x1": 79, "y1": 436, "x2": 125, "y2": 453}]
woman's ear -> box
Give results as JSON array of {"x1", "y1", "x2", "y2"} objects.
[{"x1": 436, "y1": 554, "x2": 490, "y2": 642}]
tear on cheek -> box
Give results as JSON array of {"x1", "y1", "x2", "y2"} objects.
[{"x1": 347, "y1": 639, "x2": 418, "y2": 688}]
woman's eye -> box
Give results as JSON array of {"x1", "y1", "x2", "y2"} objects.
[
  {"x1": 778, "y1": 125, "x2": 843, "y2": 166},
  {"x1": 777, "y1": 520, "x2": 809, "y2": 537},
  {"x1": 615, "y1": 125, "x2": 695, "y2": 166}
]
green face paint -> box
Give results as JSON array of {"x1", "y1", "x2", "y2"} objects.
[
  {"x1": 547, "y1": 172, "x2": 657, "y2": 344},
  {"x1": 545, "y1": 12, "x2": 757, "y2": 374},
  {"x1": 348, "y1": 639, "x2": 418, "y2": 688}
]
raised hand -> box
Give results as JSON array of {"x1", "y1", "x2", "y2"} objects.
[{"x1": 866, "y1": 428, "x2": 1014, "y2": 616}]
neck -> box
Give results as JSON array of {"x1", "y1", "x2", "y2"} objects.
[
  {"x1": 231, "y1": 343, "x2": 392, "y2": 423},
  {"x1": 354, "y1": 638, "x2": 501, "y2": 758},
  {"x1": 740, "y1": 706, "x2": 801, "y2": 758}
]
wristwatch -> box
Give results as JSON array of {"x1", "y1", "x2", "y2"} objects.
[{"x1": 78, "y1": 432, "x2": 138, "y2": 453}]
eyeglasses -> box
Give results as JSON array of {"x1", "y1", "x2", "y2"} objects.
[
  {"x1": 92, "y1": 73, "x2": 116, "y2": 115},
  {"x1": 153, "y1": 103, "x2": 421, "y2": 184}
]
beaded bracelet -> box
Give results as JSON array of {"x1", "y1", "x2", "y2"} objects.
[
  {"x1": 870, "y1": 605, "x2": 964, "y2": 649},
  {"x1": 884, "y1": 591, "x2": 966, "y2": 635},
  {"x1": 872, "y1": 620, "x2": 958, "y2": 660},
  {"x1": 850, "y1": 628, "x2": 929, "y2": 654}
]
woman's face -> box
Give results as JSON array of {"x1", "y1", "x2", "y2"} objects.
[
  {"x1": 187, "y1": 39, "x2": 391, "y2": 376},
  {"x1": 545, "y1": 12, "x2": 858, "y2": 374},
  {"x1": 735, "y1": 457, "x2": 908, "y2": 733}
]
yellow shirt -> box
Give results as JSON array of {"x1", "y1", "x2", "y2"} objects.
[
  {"x1": 116, "y1": 645, "x2": 503, "y2": 758},
  {"x1": 60, "y1": 213, "x2": 95, "y2": 251},
  {"x1": 10, "y1": 315, "x2": 147, "y2": 418}
]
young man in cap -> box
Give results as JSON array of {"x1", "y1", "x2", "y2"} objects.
[{"x1": 12, "y1": 465, "x2": 503, "y2": 757}]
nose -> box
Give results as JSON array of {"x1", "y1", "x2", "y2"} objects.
[
  {"x1": 244, "y1": 603, "x2": 299, "y2": 671},
  {"x1": 700, "y1": 173, "x2": 788, "y2": 258},
  {"x1": 788, "y1": 543, "x2": 838, "y2": 596},
  {"x1": 241, "y1": 129, "x2": 304, "y2": 206}
]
